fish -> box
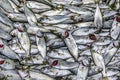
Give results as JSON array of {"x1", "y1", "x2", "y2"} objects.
[
  {"x1": 29, "y1": 70, "x2": 55, "y2": 80},
  {"x1": 21, "y1": 54, "x2": 44, "y2": 65},
  {"x1": 0, "y1": 29, "x2": 12, "y2": 40},
  {"x1": 49, "y1": 59, "x2": 79, "y2": 69},
  {"x1": 47, "y1": 38, "x2": 65, "y2": 48},
  {"x1": 10, "y1": 43, "x2": 38, "y2": 56},
  {"x1": 0, "y1": 38, "x2": 20, "y2": 60},
  {"x1": 40, "y1": 15, "x2": 72, "y2": 24},
  {"x1": 11, "y1": 0, "x2": 20, "y2": 6},
  {"x1": 0, "y1": 58, "x2": 18, "y2": 69},
  {"x1": 47, "y1": 47, "x2": 72, "y2": 59},
  {"x1": 104, "y1": 41, "x2": 119, "y2": 65},
  {"x1": 0, "y1": 0, "x2": 14, "y2": 13},
  {"x1": 110, "y1": 16, "x2": 120, "y2": 40},
  {"x1": 40, "y1": 9, "x2": 68, "y2": 16},
  {"x1": 18, "y1": 70, "x2": 28, "y2": 79},
  {"x1": 62, "y1": 30, "x2": 78, "y2": 61},
  {"x1": 8, "y1": 0, "x2": 19, "y2": 13},
  {"x1": 76, "y1": 60, "x2": 89, "y2": 80},
  {"x1": 75, "y1": 22, "x2": 94, "y2": 28},
  {"x1": 73, "y1": 33, "x2": 98, "y2": 45},
  {"x1": 27, "y1": 0, "x2": 55, "y2": 8},
  {"x1": 91, "y1": 44, "x2": 109, "y2": 80},
  {"x1": 72, "y1": 27, "x2": 98, "y2": 36},
  {"x1": 88, "y1": 66, "x2": 103, "y2": 76},
  {"x1": 8, "y1": 13, "x2": 27, "y2": 22},
  {"x1": 36, "y1": 30, "x2": 46, "y2": 59},
  {"x1": 40, "y1": 67, "x2": 72, "y2": 77},
  {"x1": 0, "y1": 22, "x2": 13, "y2": 33},
  {"x1": 10, "y1": 25, "x2": 30, "y2": 58},
  {"x1": 26, "y1": 1, "x2": 51, "y2": 12},
  {"x1": 94, "y1": 3, "x2": 103, "y2": 28},
  {"x1": 0, "y1": 11, "x2": 13, "y2": 29},
  {"x1": 26, "y1": 24, "x2": 50, "y2": 34},
  {"x1": 66, "y1": 6, "x2": 93, "y2": 15},
  {"x1": 0, "y1": 69, "x2": 22, "y2": 80},
  {"x1": 52, "y1": 0, "x2": 82, "y2": 5},
  {"x1": 24, "y1": 5, "x2": 38, "y2": 26}
]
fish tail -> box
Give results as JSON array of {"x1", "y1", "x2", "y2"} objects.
[
  {"x1": 102, "y1": 76, "x2": 109, "y2": 80},
  {"x1": 94, "y1": 0, "x2": 100, "y2": 4}
]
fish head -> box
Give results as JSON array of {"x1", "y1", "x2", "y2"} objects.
[
  {"x1": 36, "y1": 30, "x2": 43, "y2": 38},
  {"x1": 116, "y1": 16, "x2": 120, "y2": 22},
  {"x1": 89, "y1": 33, "x2": 97, "y2": 41},
  {"x1": 112, "y1": 41, "x2": 119, "y2": 48},
  {"x1": 80, "y1": 58, "x2": 90, "y2": 66},
  {"x1": 62, "y1": 30, "x2": 70, "y2": 38},
  {"x1": 0, "y1": 58, "x2": 5, "y2": 65},
  {"x1": 51, "y1": 60, "x2": 59, "y2": 66},
  {"x1": 16, "y1": 23, "x2": 26, "y2": 32},
  {"x1": 17, "y1": 27, "x2": 25, "y2": 32},
  {"x1": 0, "y1": 39, "x2": 4, "y2": 50}
]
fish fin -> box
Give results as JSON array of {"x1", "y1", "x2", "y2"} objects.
[{"x1": 102, "y1": 76, "x2": 109, "y2": 80}]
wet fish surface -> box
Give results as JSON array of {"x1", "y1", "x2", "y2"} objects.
[{"x1": 0, "y1": 0, "x2": 120, "y2": 80}]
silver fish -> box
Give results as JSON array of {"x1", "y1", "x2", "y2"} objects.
[
  {"x1": 0, "y1": 22, "x2": 12, "y2": 32},
  {"x1": 49, "y1": 59, "x2": 79, "y2": 69},
  {"x1": 8, "y1": 0, "x2": 19, "y2": 13},
  {"x1": 62, "y1": 30, "x2": 78, "y2": 61},
  {"x1": 40, "y1": 15, "x2": 72, "y2": 24},
  {"x1": 27, "y1": 25, "x2": 50, "y2": 34},
  {"x1": 24, "y1": 5, "x2": 37, "y2": 25},
  {"x1": 0, "y1": 57, "x2": 17, "y2": 69},
  {"x1": 47, "y1": 39, "x2": 64, "y2": 47},
  {"x1": 72, "y1": 27, "x2": 98, "y2": 36},
  {"x1": 0, "y1": 29, "x2": 12, "y2": 40},
  {"x1": 0, "y1": 69, "x2": 22, "y2": 80},
  {"x1": 52, "y1": 0, "x2": 82, "y2": 5},
  {"x1": 29, "y1": 70, "x2": 55, "y2": 80},
  {"x1": 0, "y1": 0, "x2": 14, "y2": 13},
  {"x1": 41, "y1": 67, "x2": 72, "y2": 77},
  {"x1": 8, "y1": 13, "x2": 27, "y2": 22},
  {"x1": 10, "y1": 43, "x2": 38, "y2": 56},
  {"x1": 21, "y1": 54, "x2": 44, "y2": 65},
  {"x1": 10, "y1": 26, "x2": 30, "y2": 58},
  {"x1": 26, "y1": 1, "x2": 51, "y2": 11},
  {"x1": 66, "y1": 6, "x2": 93, "y2": 15},
  {"x1": 110, "y1": 16, "x2": 120, "y2": 40},
  {"x1": 36, "y1": 30, "x2": 46, "y2": 59},
  {"x1": 94, "y1": 4, "x2": 103, "y2": 28},
  {"x1": 91, "y1": 44, "x2": 109, "y2": 80},
  {"x1": 76, "y1": 61, "x2": 89, "y2": 80},
  {"x1": 47, "y1": 47, "x2": 71, "y2": 59},
  {"x1": 104, "y1": 41, "x2": 119, "y2": 65},
  {"x1": 0, "y1": 38, "x2": 20, "y2": 60},
  {"x1": 0, "y1": 12, "x2": 13, "y2": 29}
]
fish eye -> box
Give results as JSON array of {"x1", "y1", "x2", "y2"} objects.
[
  {"x1": 0, "y1": 60, "x2": 5, "y2": 65},
  {"x1": 89, "y1": 34, "x2": 96, "y2": 41},
  {"x1": 51, "y1": 60, "x2": 58, "y2": 66},
  {"x1": 0, "y1": 44, "x2": 4, "y2": 48},
  {"x1": 36, "y1": 35, "x2": 42, "y2": 38},
  {"x1": 81, "y1": 60, "x2": 86, "y2": 66},
  {"x1": 18, "y1": 28, "x2": 23, "y2": 32},
  {"x1": 116, "y1": 16, "x2": 120, "y2": 22},
  {"x1": 64, "y1": 31, "x2": 69, "y2": 38}
]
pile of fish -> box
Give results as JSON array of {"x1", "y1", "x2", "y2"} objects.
[{"x1": 0, "y1": 0, "x2": 120, "y2": 80}]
